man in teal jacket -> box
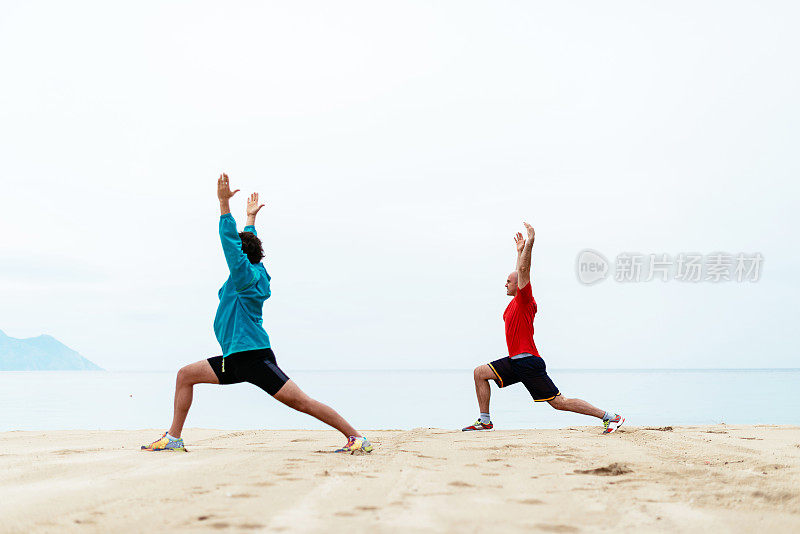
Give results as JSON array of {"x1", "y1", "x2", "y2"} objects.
[{"x1": 142, "y1": 174, "x2": 372, "y2": 454}]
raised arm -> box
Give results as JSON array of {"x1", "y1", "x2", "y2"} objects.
[
  {"x1": 218, "y1": 173, "x2": 240, "y2": 216},
  {"x1": 244, "y1": 192, "x2": 265, "y2": 235},
  {"x1": 217, "y1": 174, "x2": 255, "y2": 290},
  {"x1": 516, "y1": 222, "x2": 535, "y2": 289}
]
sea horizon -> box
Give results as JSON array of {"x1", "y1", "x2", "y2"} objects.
[{"x1": 2, "y1": 368, "x2": 798, "y2": 432}]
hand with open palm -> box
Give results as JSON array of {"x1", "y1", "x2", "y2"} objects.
[
  {"x1": 523, "y1": 222, "x2": 535, "y2": 242},
  {"x1": 217, "y1": 173, "x2": 240, "y2": 215},
  {"x1": 247, "y1": 193, "x2": 265, "y2": 217},
  {"x1": 246, "y1": 192, "x2": 265, "y2": 225},
  {"x1": 514, "y1": 232, "x2": 525, "y2": 254}
]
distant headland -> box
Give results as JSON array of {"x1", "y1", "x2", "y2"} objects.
[{"x1": 0, "y1": 330, "x2": 102, "y2": 371}]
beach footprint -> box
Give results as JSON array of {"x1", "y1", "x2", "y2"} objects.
[{"x1": 574, "y1": 463, "x2": 632, "y2": 476}]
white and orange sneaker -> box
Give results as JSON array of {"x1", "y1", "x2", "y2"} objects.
[{"x1": 603, "y1": 414, "x2": 625, "y2": 434}]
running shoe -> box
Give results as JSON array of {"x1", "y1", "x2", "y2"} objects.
[
  {"x1": 603, "y1": 414, "x2": 625, "y2": 434},
  {"x1": 462, "y1": 419, "x2": 494, "y2": 431},
  {"x1": 335, "y1": 436, "x2": 373, "y2": 454},
  {"x1": 141, "y1": 432, "x2": 186, "y2": 452}
]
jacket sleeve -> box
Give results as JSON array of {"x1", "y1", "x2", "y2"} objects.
[
  {"x1": 219, "y1": 214, "x2": 256, "y2": 291},
  {"x1": 243, "y1": 224, "x2": 257, "y2": 237}
]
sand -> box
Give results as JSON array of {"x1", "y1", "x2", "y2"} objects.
[{"x1": 1, "y1": 425, "x2": 799, "y2": 533}]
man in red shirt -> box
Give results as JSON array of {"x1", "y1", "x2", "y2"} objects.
[{"x1": 463, "y1": 223, "x2": 624, "y2": 434}]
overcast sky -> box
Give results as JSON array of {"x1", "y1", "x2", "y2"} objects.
[{"x1": 1, "y1": 1, "x2": 798, "y2": 371}]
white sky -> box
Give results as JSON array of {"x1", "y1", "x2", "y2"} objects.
[{"x1": 1, "y1": 1, "x2": 798, "y2": 371}]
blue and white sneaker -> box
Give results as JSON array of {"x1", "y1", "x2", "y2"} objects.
[{"x1": 334, "y1": 436, "x2": 374, "y2": 454}]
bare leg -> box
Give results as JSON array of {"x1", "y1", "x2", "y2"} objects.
[
  {"x1": 168, "y1": 360, "x2": 219, "y2": 438},
  {"x1": 273, "y1": 380, "x2": 360, "y2": 439},
  {"x1": 548, "y1": 394, "x2": 605, "y2": 419},
  {"x1": 473, "y1": 365, "x2": 495, "y2": 414}
]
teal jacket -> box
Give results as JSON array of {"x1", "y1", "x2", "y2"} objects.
[{"x1": 213, "y1": 213, "x2": 271, "y2": 358}]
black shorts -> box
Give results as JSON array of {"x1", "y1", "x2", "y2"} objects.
[
  {"x1": 207, "y1": 348, "x2": 290, "y2": 396},
  {"x1": 488, "y1": 355, "x2": 560, "y2": 402}
]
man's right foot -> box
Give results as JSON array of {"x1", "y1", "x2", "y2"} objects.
[
  {"x1": 462, "y1": 419, "x2": 493, "y2": 431},
  {"x1": 603, "y1": 414, "x2": 625, "y2": 434},
  {"x1": 141, "y1": 432, "x2": 186, "y2": 451}
]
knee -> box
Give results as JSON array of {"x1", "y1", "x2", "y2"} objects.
[
  {"x1": 176, "y1": 366, "x2": 193, "y2": 386},
  {"x1": 296, "y1": 399, "x2": 314, "y2": 414},
  {"x1": 548, "y1": 396, "x2": 568, "y2": 410},
  {"x1": 474, "y1": 366, "x2": 486, "y2": 380},
  {"x1": 287, "y1": 396, "x2": 313, "y2": 414}
]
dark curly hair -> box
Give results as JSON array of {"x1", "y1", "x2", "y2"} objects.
[{"x1": 239, "y1": 232, "x2": 265, "y2": 264}]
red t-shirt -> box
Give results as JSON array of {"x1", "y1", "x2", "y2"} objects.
[{"x1": 503, "y1": 283, "x2": 540, "y2": 357}]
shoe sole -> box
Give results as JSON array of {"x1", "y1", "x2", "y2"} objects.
[
  {"x1": 462, "y1": 428, "x2": 494, "y2": 432},
  {"x1": 140, "y1": 447, "x2": 187, "y2": 452},
  {"x1": 334, "y1": 446, "x2": 373, "y2": 454}
]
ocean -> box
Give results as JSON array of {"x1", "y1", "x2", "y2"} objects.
[{"x1": 1, "y1": 369, "x2": 798, "y2": 432}]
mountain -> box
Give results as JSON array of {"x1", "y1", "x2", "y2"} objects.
[{"x1": 0, "y1": 329, "x2": 102, "y2": 370}]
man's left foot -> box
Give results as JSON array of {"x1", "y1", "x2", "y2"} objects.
[
  {"x1": 462, "y1": 419, "x2": 493, "y2": 431},
  {"x1": 335, "y1": 436, "x2": 373, "y2": 454},
  {"x1": 141, "y1": 432, "x2": 186, "y2": 451},
  {"x1": 603, "y1": 414, "x2": 625, "y2": 434}
]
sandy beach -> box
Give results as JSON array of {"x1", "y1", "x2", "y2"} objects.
[{"x1": 1, "y1": 425, "x2": 798, "y2": 533}]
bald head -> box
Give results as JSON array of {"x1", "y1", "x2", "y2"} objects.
[{"x1": 506, "y1": 271, "x2": 519, "y2": 296}]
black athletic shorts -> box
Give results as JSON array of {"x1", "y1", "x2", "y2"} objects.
[
  {"x1": 488, "y1": 355, "x2": 560, "y2": 402},
  {"x1": 207, "y1": 348, "x2": 290, "y2": 396}
]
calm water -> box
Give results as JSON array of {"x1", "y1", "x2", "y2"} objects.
[{"x1": 1, "y1": 369, "x2": 798, "y2": 432}]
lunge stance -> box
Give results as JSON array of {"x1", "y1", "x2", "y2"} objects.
[
  {"x1": 142, "y1": 174, "x2": 372, "y2": 453},
  {"x1": 462, "y1": 223, "x2": 624, "y2": 434}
]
